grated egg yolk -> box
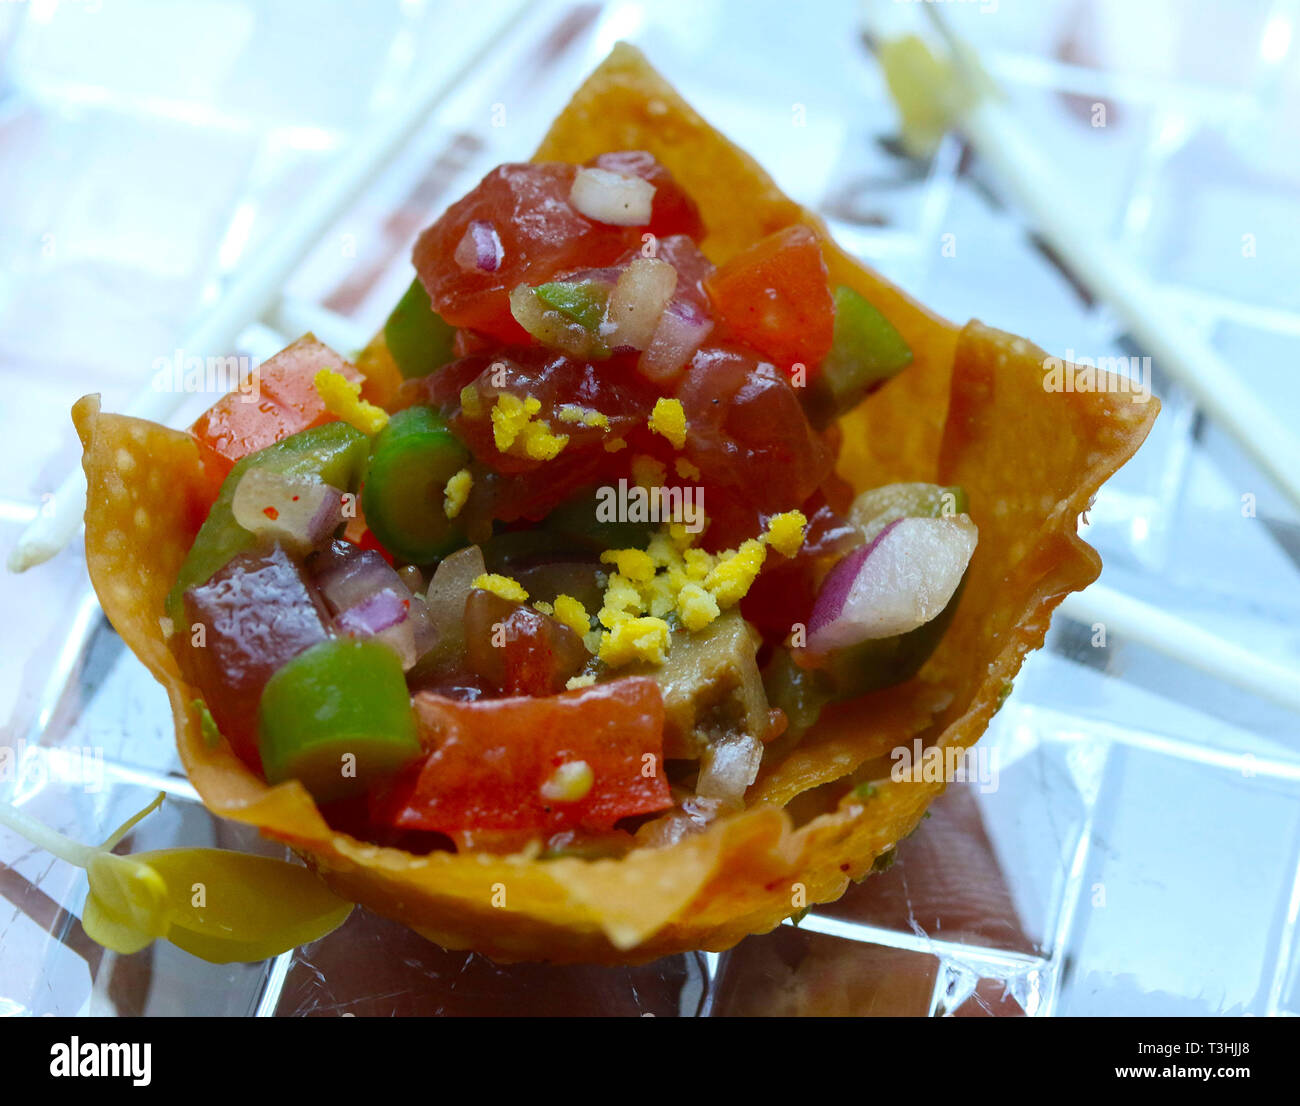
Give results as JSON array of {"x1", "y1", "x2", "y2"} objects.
[
  {"x1": 472, "y1": 573, "x2": 528, "y2": 603},
  {"x1": 314, "y1": 369, "x2": 389, "y2": 435},
  {"x1": 442, "y1": 468, "x2": 472, "y2": 520},
  {"x1": 647, "y1": 397, "x2": 687, "y2": 449}
]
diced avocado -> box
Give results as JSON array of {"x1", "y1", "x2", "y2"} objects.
[
  {"x1": 258, "y1": 638, "x2": 421, "y2": 803},
  {"x1": 383, "y1": 278, "x2": 457, "y2": 379},
  {"x1": 803, "y1": 285, "x2": 913, "y2": 429},
  {"x1": 166, "y1": 422, "x2": 369, "y2": 627},
  {"x1": 630, "y1": 610, "x2": 768, "y2": 760}
]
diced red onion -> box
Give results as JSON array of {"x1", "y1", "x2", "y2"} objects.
[
  {"x1": 696, "y1": 734, "x2": 763, "y2": 802},
  {"x1": 231, "y1": 469, "x2": 344, "y2": 555},
  {"x1": 602, "y1": 258, "x2": 677, "y2": 351},
  {"x1": 806, "y1": 515, "x2": 978, "y2": 653},
  {"x1": 639, "y1": 298, "x2": 713, "y2": 381},
  {"x1": 568, "y1": 167, "x2": 655, "y2": 226},
  {"x1": 633, "y1": 795, "x2": 738, "y2": 849},
  {"x1": 310, "y1": 541, "x2": 440, "y2": 670},
  {"x1": 335, "y1": 587, "x2": 407, "y2": 636},
  {"x1": 311, "y1": 541, "x2": 406, "y2": 615},
  {"x1": 454, "y1": 220, "x2": 503, "y2": 272},
  {"x1": 334, "y1": 590, "x2": 418, "y2": 670}
]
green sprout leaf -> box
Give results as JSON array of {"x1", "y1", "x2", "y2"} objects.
[{"x1": 0, "y1": 792, "x2": 352, "y2": 963}]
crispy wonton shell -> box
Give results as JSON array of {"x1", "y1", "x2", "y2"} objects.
[{"x1": 73, "y1": 45, "x2": 1157, "y2": 963}]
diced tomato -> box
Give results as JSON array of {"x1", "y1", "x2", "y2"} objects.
[
  {"x1": 190, "y1": 398, "x2": 306, "y2": 501},
  {"x1": 372, "y1": 678, "x2": 671, "y2": 836},
  {"x1": 189, "y1": 336, "x2": 362, "y2": 498},
  {"x1": 704, "y1": 225, "x2": 834, "y2": 372},
  {"x1": 411, "y1": 155, "x2": 703, "y2": 345}
]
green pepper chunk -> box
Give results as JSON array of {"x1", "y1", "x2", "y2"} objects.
[
  {"x1": 534, "y1": 280, "x2": 611, "y2": 333},
  {"x1": 542, "y1": 486, "x2": 657, "y2": 552},
  {"x1": 166, "y1": 422, "x2": 368, "y2": 627},
  {"x1": 803, "y1": 285, "x2": 913, "y2": 430},
  {"x1": 361, "y1": 405, "x2": 469, "y2": 563},
  {"x1": 258, "y1": 639, "x2": 421, "y2": 802},
  {"x1": 384, "y1": 277, "x2": 457, "y2": 379}
]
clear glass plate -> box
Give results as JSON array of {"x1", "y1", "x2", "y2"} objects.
[{"x1": 2, "y1": 0, "x2": 1297, "y2": 1016}]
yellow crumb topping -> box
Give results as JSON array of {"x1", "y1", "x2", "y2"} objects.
[
  {"x1": 314, "y1": 369, "x2": 389, "y2": 435},
  {"x1": 460, "y1": 384, "x2": 483, "y2": 419},
  {"x1": 588, "y1": 506, "x2": 802, "y2": 666},
  {"x1": 763, "y1": 509, "x2": 808, "y2": 558},
  {"x1": 490, "y1": 393, "x2": 569, "y2": 460},
  {"x1": 557, "y1": 404, "x2": 610, "y2": 429},
  {"x1": 565, "y1": 674, "x2": 597, "y2": 690},
  {"x1": 539, "y1": 760, "x2": 594, "y2": 802},
  {"x1": 598, "y1": 616, "x2": 671, "y2": 667},
  {"x1": 703, "y1": 539, "x2": 766, "y2": 607},
  {"x1": 519, "y1": 419, "x2": 569, "y2": 461},
  {"x1": 472, "y1": 573, "x2": 528, "y2": 603},
  {"x1": 676, "y1": 583, "x2": 721, "y2": 632},
  {"x1": 630, "y1": 454, "x2": 667, "y2": 489},
  {"x1": 603, "y1": 437, "x2": 628, "y2": 453},
  {"x1": 531, "y1": 600, "x2": 554, "y2": 616},
  {"x1": 648, "y1": 397, "x2": 687, "y2": 449},
  {"x1": 552, "y1": 594, "x2": 592, "y2": 639},
  {"x1": 442, "y1": 468, "x2": 472, "y2": 520},
  {"x1": 600, "y1": 547, "x2": 656, "y2": 584},
  {"x1": 674, "y1": 456, "x2": 702, "y2": 481}
]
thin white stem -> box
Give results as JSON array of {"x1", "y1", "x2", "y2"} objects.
[{"x1": 0, "y1": 801, "x2": 94, "y2": 868}]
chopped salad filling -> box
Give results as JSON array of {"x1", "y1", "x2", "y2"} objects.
[{"x1": 173, "y1": 151, "x2": 977, "y2": 858}]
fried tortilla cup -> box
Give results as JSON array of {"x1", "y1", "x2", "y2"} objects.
[{"x1": 73, "y1": 44, "x2": 1157, "y2": 964}]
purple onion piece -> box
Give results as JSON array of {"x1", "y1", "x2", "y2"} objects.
[
  {"x1": 454, "y1": 220, "x2": 503, "y2": 272},
  {"x1": 805, "y1": 519, "x2": 902, "y2": 642},
  {"x1": 311, "y1": 541, "x2": 407, "y2": 616},
  {"x1": 335, "y1": 588, "x2": 408, "y2": 636}
]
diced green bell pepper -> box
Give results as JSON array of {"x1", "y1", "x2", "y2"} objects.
[
  {"x1": 534, "y1": 280, "x2": 611, "y2": 333},
  {"x1": 542, "y1": 486, "x2": 657, "y2": 552},
  {"x1": 258, "y1": 638, "x2": 421, "y2": 802},
  {"x1": 384, "y1": 278, "x2": 457, "y2": 379},
  {"x1": 803, "y1": 285, "x2": 913, "y2": 430},
  {"x1": 166, "y1": 422, "x2": 369, "y2": 627},
  {"x1": 361, "y1": 405, "x2": 470, "y2": 563}
]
